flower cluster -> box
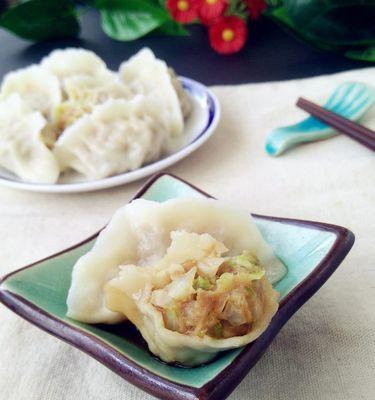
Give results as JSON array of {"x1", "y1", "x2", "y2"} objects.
[{"x1": 166, "y1": 0, "x2": 267, "y2": 55}]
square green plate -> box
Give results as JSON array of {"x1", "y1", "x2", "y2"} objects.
[{"x1": 0, "y1": 173, "x2": 354, "y2": 400}]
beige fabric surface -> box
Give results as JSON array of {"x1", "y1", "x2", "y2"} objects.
[{"x1": 0, "y1": 67, "x2": 374, "y2": 400}]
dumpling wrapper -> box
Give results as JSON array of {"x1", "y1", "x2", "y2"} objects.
[
  {"x1": 53, "y1": 98, "x2": 164, "y2": 180},
  {"x1": 0, "y1": 65, "x2": 61, "y2": 118},
  {"x1": 66, "y1": 198, "x2": 286, "y2": 324},
  {"x1": 119, "y1": 48, "x2": 184, "y2": 146},
  {"x1": 0, "y1": 94, "x2": 60, "y2": 183},
  {"x1": 41, "y1": 48, "x2": 108, "y2": 82}
]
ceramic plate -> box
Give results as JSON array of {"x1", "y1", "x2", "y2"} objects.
[
  {"x1": 0, "y1": 78, "x2": 220, "y2": 193},
  {"x1": 0, "y1": 173, "x2": 354, "y2": 400}
]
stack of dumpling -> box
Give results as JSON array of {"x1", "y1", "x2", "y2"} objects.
[{"x1": 0, "y1": 48, "x2": 191, "y2": 184}]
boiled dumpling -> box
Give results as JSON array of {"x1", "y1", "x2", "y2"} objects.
[
  {"x1": 41, "y1": 48, "x2": 108, "y2": 81},
  {"x1": 66, "y1": 198, "x2": 284, "y2": 366},
  {"x1": 0, "y1": 47, "x2": 192, "y2": 185},
  {"x1": 105, "y1": 230, "x2": 279, "y2": 366},
  {"x1": 0, "y1": 65, "x2": 61, "y2": 118},
  {"x1": 66, "y1": 198, "x2": 286, "y2": 325},
  {"x1": 53, "y1": 98, "x2": 163, "y2": 179},
  {"x1": 119, "y1": 48, "x2": 184, "y2": 142},
  {"x1": 0, "y1": 94, "x2": 60, "y2": 183},
  {"x1": 53, "y1": 73, "x2": 132, "y2": 131}
]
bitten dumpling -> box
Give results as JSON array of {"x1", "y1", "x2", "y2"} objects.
[
  {"x1": 41, "y1": 48, "x2": 108, "y2": 81},
  {"x1": 66, "y1": 198, "x2": 286, "y2": 325},
  {"x1": 119, "y1": 48, "x2": 184, "y2": 143},
  {"x1": 0, "y1": 65, "x2": 61, "y2": 118},
  {"x1": 53, "y1": 98, "x2": 164, "y2": 179},
  {"x1": 0, "y1": 94, "x2": 60, "y2": 183},
  {"x1": 105, "y1": 230, "x2": 279, "y2": 366}
]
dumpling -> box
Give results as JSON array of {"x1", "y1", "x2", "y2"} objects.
[
  {"x1": 66, "y1": 198, "x2": 284, "y2": 366},
  {"x1": 0, "y1": 94, "x2": 60, "y2": 183},
  {"x1": 105, "y1": 230, "x2": 279, "y2": 366},
  {"x1": 53, "y1": 98, "x2": 163, "y2": 179},
  {"x1": 66, "y1": 198, "x2": 286, "y2": 325},
  {"x1": 119, "y1": 48, "x2": 184, "y2": 143},
  {"x1": 53, "y1": 73, "x2": 132, "y2": 131},
  {"x1": 0, "y1": 65, "x2": 61, "y2": 118},
  {"x1": 41, "y1": 48, "x2": 108, "y2": 81}
]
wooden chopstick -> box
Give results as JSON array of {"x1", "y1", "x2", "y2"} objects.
[{"x1": 296, "y1": 97, "x2": 375, "y2": 151}]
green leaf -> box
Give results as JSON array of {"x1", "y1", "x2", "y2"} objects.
[
  {"x1": 0, "y1": 0, "x2": 80, "y2": 41},
  {"x1": 155, "y1": 20, "x2": 189, "y2": 36},
  {"x1": 265, "y1": 2, "x2": 375, "y2": 62},
  {"x1": 148, "y1": 0, "x2": 167, "y2": 7},
  {"x1": 96, "y1": 0, "x2": 170, "y2": 41},
  {"x1": 283, "y1": 0, "x2": 375, "y2": 46},
  {"x1": 265, "y1": 5, "x2": 342, "y2": 52},
  {"x1": 346, "y1": 45, "x2": 375, "y2": 62}
]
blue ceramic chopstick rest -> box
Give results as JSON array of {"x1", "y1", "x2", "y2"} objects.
[{"x1": 265, "y1": 82, "x2": 375, "y2": 156}]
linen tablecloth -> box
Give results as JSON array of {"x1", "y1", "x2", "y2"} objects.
[{"x1": 0, "y1": 67, "x2": 374, "y2": 400}]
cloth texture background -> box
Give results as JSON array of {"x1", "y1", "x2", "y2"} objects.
[{"x1": 0, "y1": 67, "x2": 374, "y2": 400}]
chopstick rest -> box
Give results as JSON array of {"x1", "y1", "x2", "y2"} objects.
[{"x1": 265, "y1": 82, "x2": 375, "y2": 156}]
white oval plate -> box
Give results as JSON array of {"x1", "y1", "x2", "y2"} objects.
[{"x1": 0, "y1": 77, "x2": 220, "y2": 193}]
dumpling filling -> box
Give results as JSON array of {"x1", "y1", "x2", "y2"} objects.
[
  {"x1": 53, "y1": 74, "x2": 131, "y2": 132},
  {"x1": 153, "y1": 251, "x2": 268, "y2": 339},
  {"x1": 105, "y1": 231, "x2": 279, "y2": 342}
]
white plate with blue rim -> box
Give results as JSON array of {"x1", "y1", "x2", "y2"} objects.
[{"x1": 0, "y1": 77, "x2": 220, "y2": 193}]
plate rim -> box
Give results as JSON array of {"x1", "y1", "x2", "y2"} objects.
[
  {"x1": 0, "y1": 77, "x2": 220, "y2": 193},
  {"x1": 0, "y1": 173, "x2": 355, "y2": 400}
]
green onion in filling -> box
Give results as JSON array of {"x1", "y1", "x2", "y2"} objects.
[
  {"x1": 213, "y1": 322, "x2": 223, "y2": 337},
  {"x1": 194, "y1": 276, "x2": 211, "y2": 290},
  {"x1": 228, "y1": 252, "x2": 265, "y2": 280}
]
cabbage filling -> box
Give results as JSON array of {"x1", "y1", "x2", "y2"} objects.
[
  {"x1": 54, "y1": 89, "x2": 111, "y2": 131},
  {"x1": 148, "y1": 231, "x2": 269, "y2": 339}
]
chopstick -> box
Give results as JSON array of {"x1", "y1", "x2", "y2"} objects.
[{"x1": 296, "y1": 97, "x2": 375, "y2": 151}]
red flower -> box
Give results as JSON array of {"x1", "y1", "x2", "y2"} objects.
[
  {"x1": 198, "y1": 0, "x2": 227, "y2": 25},
  {"x1": 166, "y1": 0, "x2": 200, "y2": 23},
  {"x1": 208, "y1": 16, "x2": 247, "y2": 55},
  {"x1": 245, "y1": 0, "x2": 267, "y2": 20}
]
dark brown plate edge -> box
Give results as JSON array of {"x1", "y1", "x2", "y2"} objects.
[{"x1": 0, "y1": 172, "x2": 355, "y2": 400}]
